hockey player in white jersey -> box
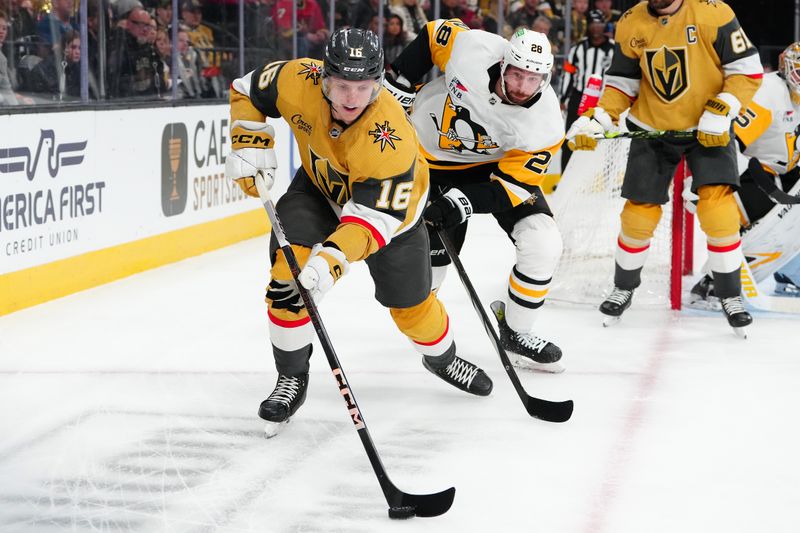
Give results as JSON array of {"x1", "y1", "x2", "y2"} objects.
[
  {"x1": 690, "y1": 42, "x2": 800, "y2": 307},
  {"x1": 384, "y1": 20, "x2": 566, "y2": 372}
]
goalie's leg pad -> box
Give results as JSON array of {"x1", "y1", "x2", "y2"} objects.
[
  {"x1": 505, "y1": 214, "x2": 562, "y2": 333},
  {"x1": 696, "y1": 185, "x2": 744, "y2": 285},
  {"x1": 391, "y1": 293, "x2": 453, "y2": 357}
]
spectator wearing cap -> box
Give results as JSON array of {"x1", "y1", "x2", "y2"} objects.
[
  {"x1": 559, "y1": 8, "x2": 613, "y2": 169},
  {"x1": 181, "y1": 0, "x2": 218, "y2": 66},
  {"x1": 108, "y1": 6, "x2": 164, "y2": 97},
  {"x1": 36, "y1": 0, "x2": 75, "y2": 46},
  {"x1": 592, "y1": 0, "x2": 620, "y2": 38}
]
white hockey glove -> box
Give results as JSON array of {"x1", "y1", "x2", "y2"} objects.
[
  {"x1": 298, "y1": 243, "x2": 350, "y2": 302},
  {"x1": 383, "y1": 73, "x2": 415, "y2": 112},
  {"x1": 566, "y1": 107, "x2": 614, "y2": 151},
  {"x1": 424, "y1": 188, "x2": 473, "y2": 229},
  {"x1": 226, "y1": 120, "x2": 277, "y2": 197},
  {"x1": 697, "y1": 93, "x2": 740, "y2": 148},
  {"x1": 682, "y1": 176, "x2": 698, "y2": 214}
]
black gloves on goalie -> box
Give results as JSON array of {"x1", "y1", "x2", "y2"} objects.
[{"x1": 424, "y1": 188, "x2": 473, "y2": 229}]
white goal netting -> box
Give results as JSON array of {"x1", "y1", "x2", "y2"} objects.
[{"x1": 548, "y1": 138, "x2": 683, "y2": 308}]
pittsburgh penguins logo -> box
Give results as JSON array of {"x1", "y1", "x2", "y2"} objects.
[
  {"x1": 308, "y1": 148, "x2": 350, "y2": 205},
  {"x1": 430, "y1": 95, "x2": 499, "y2": 154},
  {"x1": 645, "y1": 46, "x2": 689, "y2": 102}
]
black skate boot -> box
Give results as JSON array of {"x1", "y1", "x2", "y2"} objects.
[
  {"x1": 490, "y1": 301, "x2": 564, "y2": 373},
  {"x1": 423, "y1": 347, "x2": 493, "y2": 396},
  {"x1": 720, "y1": 295, "x2": 752, "y2": 338},
  {"x1": 599, "y1": 287, "x2": 634, "y2": 326},
  {"x1": 774, "y1": 273, "x2": 800, "y2": 297},
  {"x1": 259, "y1": 373, "x2": 309, "y2": 425},
  {"x1": 689, "y1": 274, "x2": 721, "y2": 311}
]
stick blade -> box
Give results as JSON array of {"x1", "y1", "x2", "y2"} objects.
[
  {"x1": 390, "y1": 486, "x2": 456, "y2": 518},
  {"x1": 525, "y1": 397, "x2": 574, "y2": 423}
]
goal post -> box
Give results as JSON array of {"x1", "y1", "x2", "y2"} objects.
[{"x1": 548, "y1": 139, "x2": 694, "y2": 310}]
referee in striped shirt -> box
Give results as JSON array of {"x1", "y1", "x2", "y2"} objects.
[{"x1": 560, "y1": 9, "x2": 615, "y2": 170}]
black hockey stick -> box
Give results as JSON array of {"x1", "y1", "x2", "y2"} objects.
[
  {"x1": 748, "y1": 157, "x2": 800, "y2": 205},
  {"x1": 436, "y1": 228, "x2": 574, "y2": 423},
  {"x1": 592, "y1": 130, "x2": 696, "y2": 141},
  {"x1": 254, "y1": 174, "x2": 455, "y2": 519}
]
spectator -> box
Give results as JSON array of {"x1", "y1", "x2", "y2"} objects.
[
  {"x1": 390, "y1": 0, "x2": 427, "y2": 39},
  {"x1": 272, "y1": 0, "x2": 328, "y2": 59},
  {"x1": 36, "y1": 0, "x2": 76, "y2": 46},
  {"x1": 107, "y1": 7, "x2": 164, "y2": 97},
  {"x1": 155, "y1": 0, "x2": 174, "y2": 30},
  {"x1": 593, "y1": 0, "x2": 620, "y2": 38},
  {"x1": 508, "y1": 0, "x2": 545, "y2": 32},
  {"x1": 438, "y1": 0, "x2": 477, "y2": 28},
  {"x1": 559, "y1": 8, "x2": 613, "y2": 169},
  {"x1": 383, "y1": 13, "x2": 412, "y2": 66},
  {"x1": 1, "y1": 9, "x2": 19, "y2": 105},
  {"x1": 6, "y1": 0, "x2": 37, "y2": 67},
  {"x1": 29, "y1": 29, "x2": 95, "y2": 100},
  {"x1": 569, "y1": 0, "x2": 588, "y2": 43},
  {"x1": 181, "y1": 0, "x2": 218, "y2": 65},
  {"x1": 532, "y1": 14, "x2": 558, "y2": 52},
  {"x1": 350, "y1": 0, "x2": 385, "y2": 31},
  {"x1": 154, "y1": 27, "x2": 172, "y2": 88}
]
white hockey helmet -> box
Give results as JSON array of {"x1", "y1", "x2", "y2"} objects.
[
  {"x1": 779, "y1": 42, "x2": 800, "y2": 104},
  {"x1": 501, "y1": 28, "x2": 554, "y2": 103}
]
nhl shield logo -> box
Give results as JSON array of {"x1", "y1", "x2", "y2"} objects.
[{"x1": 645, "y1": 46, "x2": 689, "y2": 102}]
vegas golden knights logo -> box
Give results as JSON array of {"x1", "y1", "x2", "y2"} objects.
[
  {"x1": 161, "y1": 123, "x2": 188, "y2": 217},
  {"x1": 308, "y1": 148, "x2": 351, "y2": 205},
  {"x1": 645, "y1": 46, "x2": 689, "y2": 102}
]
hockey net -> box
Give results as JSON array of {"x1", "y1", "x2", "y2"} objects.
[{"x1": 548, "y1": 138, "x2": 693, "y2": 309}]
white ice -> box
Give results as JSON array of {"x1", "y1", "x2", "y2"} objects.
[{"x1": 1, "y1": 216, "x2": 800, "y2": 533}]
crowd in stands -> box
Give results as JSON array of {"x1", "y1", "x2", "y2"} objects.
[{"x1": 0, "y1": 0, "x2": 625, "y2": 107}]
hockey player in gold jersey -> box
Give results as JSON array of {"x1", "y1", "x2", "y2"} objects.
[
  {"x1": 226, "y1": 29, "x2": 493, "y2": 426},
  {"x1": 566, "y1": 0, "x2": 763, "y2": 335}
]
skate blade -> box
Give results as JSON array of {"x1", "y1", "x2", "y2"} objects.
[
  {"x1": 513, "y1": 356, "x2": 565, "y2": 374},
  {"x1": 263, "y1": 419, "x2": 290, "y2": 439},
  {"x1": 602, "y1": 315, "x2": 621, "y2": 327},
  {"x1": 732, "y1": 326, "x2": 748, "y2": 340}
]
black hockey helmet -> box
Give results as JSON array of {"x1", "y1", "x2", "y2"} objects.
[{"x1": 323, "y1": 28, "x2": 384, "y2": 82}]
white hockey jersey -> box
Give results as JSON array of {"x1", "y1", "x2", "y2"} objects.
[
  {"x1": 735, "y1": 72, "x2": 800, "y2": 176},
  {"x1": 408, "y1": 20, "x2": 565, "y2": 207}
]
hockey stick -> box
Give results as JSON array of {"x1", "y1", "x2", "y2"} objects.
[
  {"x1": 436, "y1": 228, "x2": 574, "y2": 423},
  {"x1": 254, "y1": 173, "x2": 455, "y2": 519},
  {"x1": 748, "y1": 158, "x2": 800, "y2": 205},
  {"x1": 592, "y1": 130, "x2": 697, "y2": 141}
]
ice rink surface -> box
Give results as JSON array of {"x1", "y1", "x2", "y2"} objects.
[{"x1": 2, "y1": 216, "x2": 799, "y2": 533}]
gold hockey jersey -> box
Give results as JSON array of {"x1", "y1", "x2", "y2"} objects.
[
  {"x1": 230, "y1": 59, "x2": 428, "y2": 262},
  {"x1": 600, "y1": 0, "x2": 763, "y2": 131}
]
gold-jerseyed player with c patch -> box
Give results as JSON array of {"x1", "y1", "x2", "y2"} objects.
[
  {"x1": 566, "y1": 0, "x2": 763, "y2": 336},
  {"x1": 225, "y1": 29, "x2": 493, "y2": 431}
]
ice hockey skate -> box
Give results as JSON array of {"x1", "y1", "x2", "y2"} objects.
[
  {"x1": 688, "y1": 274, "x2": 722, "y2": 311},
  {"x1": 259, "y1": 373, "x2": 308, "y2": 437},
  {"x1": 720, "y1": 295, "x2": 752, "y2": 339},
  {"x1": 490, "y1": 300, "x2": 564, "y2": 373},
  {"x1": 774, "y1": 273, "x2": 800, "y2": 297},
  {"x1": 599, "y1": 287, "x2": 635, "y2": 326},
  {"x1": 422, "y1": 350, "x2": 493, "y2": 396}
]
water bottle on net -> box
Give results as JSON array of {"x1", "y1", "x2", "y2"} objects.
[{"x1": 577, "y1": 74, "x2": 603, "y2": 115}]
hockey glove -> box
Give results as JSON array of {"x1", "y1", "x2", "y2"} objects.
[
  {"x1": 697, "y1": 93, "x2": 740, "y2": 148},
  {"x1": 298, "y1": 243, "x2": 350, "y2": 302},
  {"x1": 226, "y1": 120, "x2": 277, "y2": 197},
  {"x1": 424, "y1": 188, "x2": 473, "y2": 229},
  {"x1": 565, "y1": 107, "x2": 614, "y2": 151},
  {"x1": 383, "y1": 72, "x2": 416, "y2": 112}
]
